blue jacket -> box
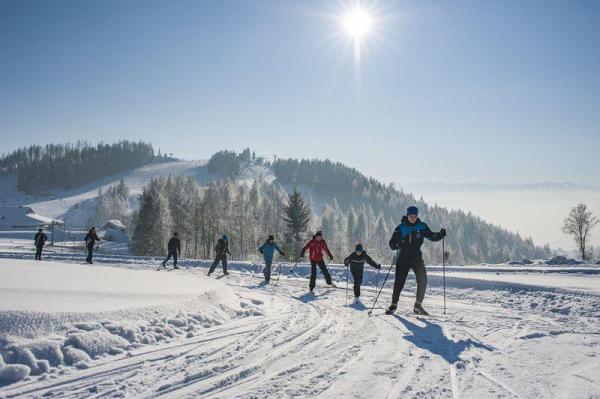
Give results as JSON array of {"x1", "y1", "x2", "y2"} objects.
[
  {"x1": 259, "y1": 241, "x2": 284, "y2": 261},
  {"x1": 389, "y1": 216, "x2": 443, "y2": 261}
]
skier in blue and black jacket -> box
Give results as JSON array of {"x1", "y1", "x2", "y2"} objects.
[
  {"x1": 258, "y1": 235, "x2": 285, "y2": 283},
  {"x1": 386, "y1": 206, "x2": 446, "y2": 315}
]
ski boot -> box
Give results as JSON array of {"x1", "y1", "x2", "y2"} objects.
[
  {"x1": 385, "y1": 303, "x2": 397, "y2": 315},
  {"x1": 353, "y1": 296, "x2": 361, "y2": 304},
  {"x1": 328, "y1": 282, "x2": 338, "y2": 288},
  {"x1": 173, "y1": 265, "x2": 180, "y2": 270},
  {"x1": 223, "y1": 271, "x2": 230, "y2": 276},
  {"x1": 413, "y1": 302, "x2": 429, "y2": 316}
]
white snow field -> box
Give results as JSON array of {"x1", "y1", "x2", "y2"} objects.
[{"x1": 0, "y1": 256, "x2": 599, "y2": 398}]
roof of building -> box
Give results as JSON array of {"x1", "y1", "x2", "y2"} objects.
[{"x1": 0, "y1": 206, "x2": 64, "y2": 229}]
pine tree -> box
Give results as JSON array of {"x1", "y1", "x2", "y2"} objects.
[{"x1": 282, "y1": 189, "x2": 312, "y2": 261}]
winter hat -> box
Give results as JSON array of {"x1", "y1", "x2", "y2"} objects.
[
  {"x1": 355, "y1": 244, "x2": 364, "y2": 252},
  {"x1": 268, "y1": 235, "x2": 274, "y2": 241},
  {"x1": 315, "y1": 231, "x2": 323, "y2": 237},
  {"x1": 222, "y1": 235, "x2": 228, "y2": 241},
  {"x1": 173, "y1": 232, "x2": 178, "y2": 236},
  {"x1": 406, "y1": 206, "x2": 419, "y2": 216}
]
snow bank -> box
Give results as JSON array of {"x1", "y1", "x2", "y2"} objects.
[{"x1": 0, "y1": 258, "x2": 264, "y2": 386}]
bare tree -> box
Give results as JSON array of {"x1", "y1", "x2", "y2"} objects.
[{"x1": 562, "y1": 203, "x2": 598, "y2": 261}]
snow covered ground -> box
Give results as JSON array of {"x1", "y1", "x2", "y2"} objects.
[{"x1": 0, "y1": 251, "x2": 599, "y2": 398}]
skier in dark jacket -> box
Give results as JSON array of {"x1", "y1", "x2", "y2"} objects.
[
  {"x1": 34, "y1": 228, "x2": 48, "y2": 261},
  {"x1": 162, "y1": 232, "x2": 181, "y2": 269},
  {"x1": 301, "y1": 231, "x2": 336, "y2": 292},
  {"x1": 386, "y1": 206, "x2": 446, "y2": 315},
  {"x1": 258, "y1": 235, "x2": 285, "y2": 283},
  {"x1": 344, "y1": 244, "x2": 381, "y2": 302},
  {"x1": 84, "y1": 227, "x2": 101, "y2": 264},
  {"x1": 208, "y1": 235, "x2": 231, "y2": 276}
]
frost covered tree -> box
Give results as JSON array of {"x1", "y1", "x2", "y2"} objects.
[
  {"x1": 562, "y1": 203, "x2": 598, "y2": 261},
  {"x1": 282, "y1": 190, "x2": 312, "y2": 261},
  {"x1": 92, "y1": 178, "x2": 131, "y2": 228}
]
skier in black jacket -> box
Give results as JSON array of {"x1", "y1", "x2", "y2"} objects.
[
  {"x1": 162, "y1": 232, "x2": 181, "y2": 269},
  {"x1": 34, "y1": 228, "x2": 48, "y2": 261},
  {"x1": 344, "y1": 244, "x2": 381, "y2": 302},
  {"x1": 208, "y1": 235, "x2": 231, "y2": 276},
  {"x1": 84, "y1": 227, "x2": 101, "y2": 264},
  {"x1": 386, "y1": 206, "x2": 446, "y2": 315}
]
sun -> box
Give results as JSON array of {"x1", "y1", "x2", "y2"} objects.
[{"x1": 342, "y1": 6, "x2": 374, "y2": 39}]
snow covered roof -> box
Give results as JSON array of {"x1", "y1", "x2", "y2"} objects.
[
  {"x1": 0, "y1": 206, "x2": 64, "y2": 229},
  {"x1": 102, "y1": 220, "x2": 126, "y2": 231}
]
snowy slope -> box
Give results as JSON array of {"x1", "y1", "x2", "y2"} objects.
[
  {"x1": 0, "y1": 253, "x2": 599, "y2": 398},
  {"x1": 0, "y1": 160, "x2": 274, "y2": 228}
]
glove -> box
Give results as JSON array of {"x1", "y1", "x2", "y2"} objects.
[
  {"x1": 280, "y1": 252, "x2": 286, "y2": 257},
  {"x1": 259, "y1": 249, "x2": 263, "y2": 254},
  {"x1": 344, "y1": 262, "x2": 349, "y2": 267},
  {"x1": 300, "y1": 253, "x2": 305, "y2": 258},
  {"x1": 377, "y1": 264, "x2": 382, "y2": 270},
  {"x1": 329, "y1": 256, "x2": 334, "y2": 261},
  {"x1": 440, "y1": 228, "x2": 447, "y2": 238}
]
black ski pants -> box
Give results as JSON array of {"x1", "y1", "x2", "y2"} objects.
[
  {"x1": 391, "y1": 256, "x2": 427, "y2": 305},
  {"x1": 350, "y1": 264, "x2": 364, "y2": 297},
  {"x1": 263, "y1": 259, "x2": 273, "y2": 281},
  {"x1": 35, "y1": 246, "x2": 43, "y2": 261},
  {"x1": 86, "y1": 246, "x2": 94, "y2": 263},
  {"x1": 163, "y1": 250, "x2": 178, "y2": 266},
  {"x1": 209, "y1": 255, "x2": 228, "y2": 274},
  {"x1": 309, "y1": 260, "x2": 332, "y2": 290}
]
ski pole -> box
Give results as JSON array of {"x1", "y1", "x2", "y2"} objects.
[
  {"x1": 251, "y1": 262, "x2": 261, "y2": 278},
  {"x1": 442, "y1": 237, "x2": 446, "y2": 315},
  {"x1": 345, "y1": 264, "x2": 349, "y2": 306},
  {"x1": 368, "y1": 262, "x2": 395, "y2": 316}
]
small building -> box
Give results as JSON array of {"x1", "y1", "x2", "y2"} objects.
[
  {"x1": 0, "y1": 206, "x2": 64, "y2": 244},
  {"x1": 101, "y1": 219, "x2": 129, "y2": 243}
]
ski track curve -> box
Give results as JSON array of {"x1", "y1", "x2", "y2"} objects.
[{"x1": 2, "y1": 268, "x2": 597, "y2": 398}]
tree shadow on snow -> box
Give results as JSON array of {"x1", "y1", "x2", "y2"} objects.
[{"x1": 393, "y1": 316, "x2": 494, "y2": 364}]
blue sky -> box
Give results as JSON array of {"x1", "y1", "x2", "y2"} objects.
[{"x1": 1, "y1": 0, "x2": 599, "y2": 186}]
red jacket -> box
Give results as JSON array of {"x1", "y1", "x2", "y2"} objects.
[{"x1": 301, "y1": 239, "x2": 333, "y2": 262}]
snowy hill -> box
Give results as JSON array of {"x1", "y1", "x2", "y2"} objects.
[{"x1": 0, "y1": 160, "x2": 274, "y2": 228}]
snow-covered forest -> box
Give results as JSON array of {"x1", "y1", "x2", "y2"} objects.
[{"x1": 126, "y1": 149, "x2": 550, "y2": 264}]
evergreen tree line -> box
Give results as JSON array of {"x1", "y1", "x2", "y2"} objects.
[
  {"x1": 129, "y1": 171, "x2": 550, "y2": 264},
  {"x1": 272, "y1": 158, "x2": 551, "y2": 264},
  {"x1": 131, "y1": 176, "x2": 289, "y2": 259},
  {"x1": 206, "y1": 149, "x2": 266, "y2": 179},
  {"x1": 0, "y1": 141, "x2": 155, "y2": 194}
]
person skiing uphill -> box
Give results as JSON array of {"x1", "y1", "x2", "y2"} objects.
[
  {"x1": 301, "y1": 231, "x2": 336, "y2": 292},
  {"x1": 208, "y1": 235, "x2": 231, "y2": 276},
  {"x1": 162, "y1": 232, "x2": 181, "y2": 269},
  {"x1": 259, "y1": 235, "x2": 285, "y2": 283},
  {"x1": 84, "y1": 227, "x2": 101, "y2": 264},
  {"x1": 344, "y1": 244, "x2": 381, "y2": 302},
  {"x1": 386, "y1": 206, "x2": 446, "y2": 315},
  {"x1": 34, "y1": 228, "x2": 48, "y2": 261}
]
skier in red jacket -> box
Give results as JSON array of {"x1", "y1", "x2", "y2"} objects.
[{"x1": 300, "y1": 231, "x2": 337, "y2": 292}]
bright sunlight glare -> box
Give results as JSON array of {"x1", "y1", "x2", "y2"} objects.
[{"x1": 342, "y1": 7, "x2": 373, "y2": 39}]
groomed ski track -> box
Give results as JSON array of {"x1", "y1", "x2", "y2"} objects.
[{"x1": 1, "y1": 264, "x2": 598, "y2": 398}]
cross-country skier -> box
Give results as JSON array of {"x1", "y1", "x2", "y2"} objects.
[
  {"x1": 344, "y1": 244, "x2": 381, "y2": 303},
  {"x1": 84, "y1": 227, "x2": 101, "y2": 264},
  {"x1": 34, "y1": 228, "x2": 48, "y2": 261},
  {"x1": 300, "y1": 231, "x2": 336, "y2": 293},
  {"x1": 385, "y1": 206, "x2": 446, "y2": 315},
  {"x1": 258, "y1": 235, "x2": 285, "y2": 283},
  {"x1": 162, "y1": 232, "x2": 181, "y2": 269},
  {"x1": 208, "y1": 235, "x2": 231, "y2": 276}
]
